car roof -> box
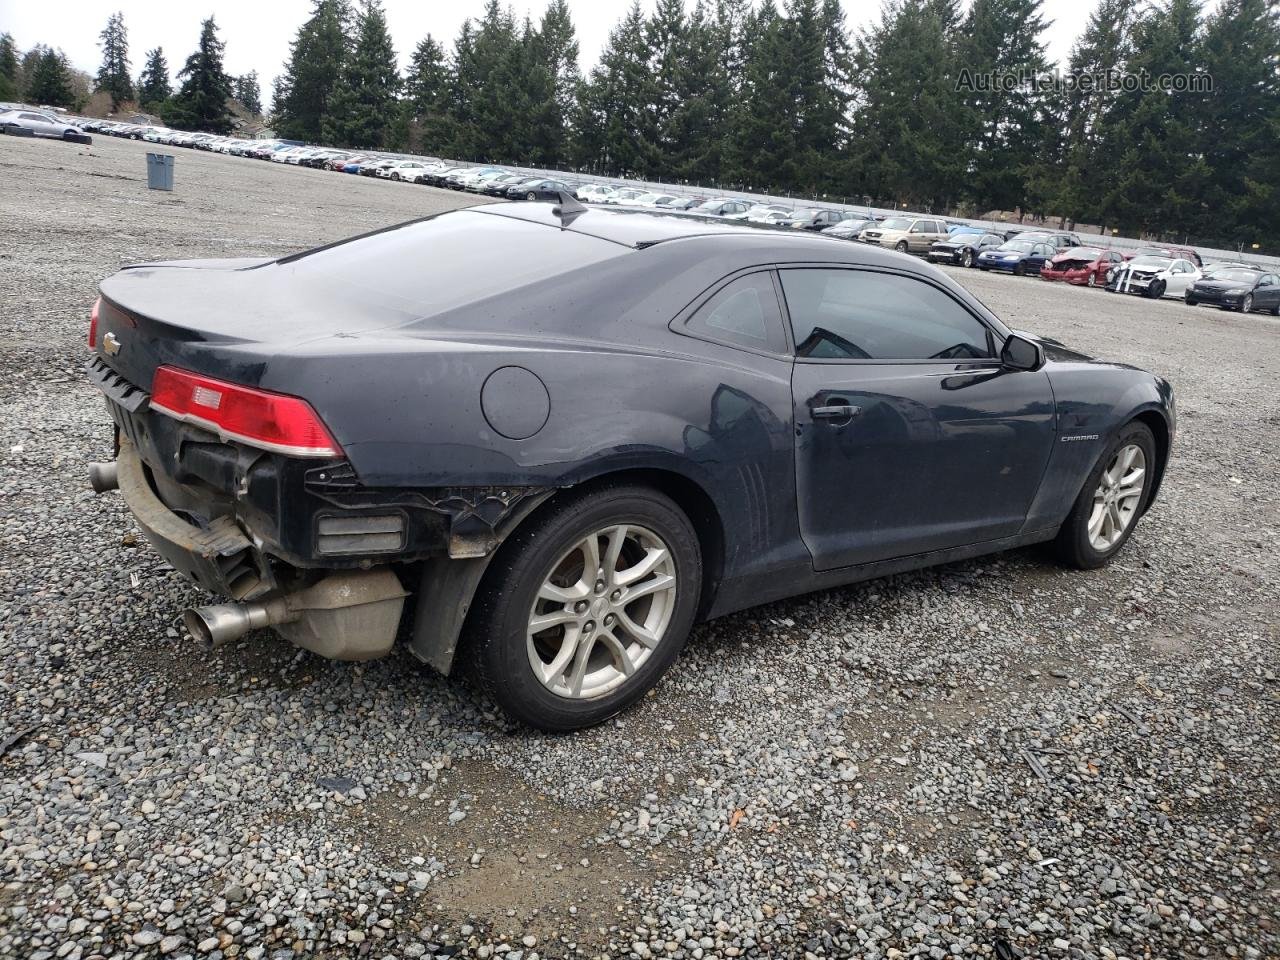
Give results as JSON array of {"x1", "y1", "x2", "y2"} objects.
[{"x1": 477, "y1": 203, "x2": 781, "y2": 248}]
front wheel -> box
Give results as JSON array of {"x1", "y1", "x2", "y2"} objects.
[
  {"x1": 1053, "y1": 422, "x2": 1156, "y2": 569},
  {"x1": 1087, "y1": 273, "x2": 1098, "y2": 288},
  {"x1": 1240, "y1": 294, "x2": 1253, "y2": 313},
  {"x1": 465, "y1": 485, "x2": 702, "y2": 731},
  {"x1": 1184, "y1": 295, "x2": 1196, "y2": 306},
  {"x1": 1147, "y1": 279, "x2": 1166, "y2": 299},
  {"x1": 526, "y1": 191, "x2": 537, "y2": 201},
  {"x1": 962, "y1": 249, "x2": 975, "y2": 268},
  {"x1": 1013, "y1": 262, "x2": 1025, "y2": 276},
  {"x1": 895, "y1": 241, "x2": 909, "y2": 253}
]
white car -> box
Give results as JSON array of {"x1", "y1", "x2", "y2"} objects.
[
  {"x1": 740, "y1": 204, "x2": 792, "y2": 222},
  {"x1": 603, "y1": 188, "x2": 647, "y2": 205},
  {"x1": 577, "y1": 184, "x2": 617, "y2": 202},
  {"x1": 0, "y1": 108, "x2": 79, "y2": 139},
  {"x1": 140, "y1": 126, "x2": 174, "y2": 143},
  {"x1": 1107, "y1": 256, "x2": 1201, "y2": 299},
  {"x1": 380, "y1": 160, "x2": 425, "y2": 180},
  {"x1": 631, "y1": 192, "x2": 679, "y2": 208}
]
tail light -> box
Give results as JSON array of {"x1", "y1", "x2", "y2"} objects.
[
  {"x1": 149, "y1": 366, "x2": 343, "y2": 458},
  {"x1": 88, "y1": 297, "x2": 100, "y2": 348}
]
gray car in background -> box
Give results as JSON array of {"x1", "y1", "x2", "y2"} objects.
[{"x1": 0, "y1": 108, "x2": 80, "y2": 139}]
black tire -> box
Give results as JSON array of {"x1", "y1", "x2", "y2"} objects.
[
  {"x1": 963, "y1": 249, "x2": 975, "y2": 268},
  {"x1": 1052, "y1": 421, "x2": 1157, "y2": 570},
  {"x1": 1013, "y1": 262, "x2": 1025, "y2": 276},
  {"x1": 1184, "y1": 295, "x2": 1196, "y2": 306},
  {"x1": 526, "y1": 191, "x2": 537, "y2": 201},
  {"x1": 464, "y1": 485, "x2": 702, "y2": 732},
  {"x1": 1087, "y1": 273, "x2": 1097, "y2": 288},
  {"x1": 1147, "y1": 279, "x2": 1166, "y2": 299},
  {"x1": 392, "y1": 173, "x2": 400, "y2": 181},
  {"x1": 1240, "y1": 294, "x2": 1253, "y2": 314},
  {"x1": 895, "y1": 240, "x2": 909, "y2": 253},
  {"x1": 1270, "y1": 303, "x2": 1279, "y2": 316}
]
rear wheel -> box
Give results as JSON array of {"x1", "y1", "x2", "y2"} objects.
[
  {"x1": 1053, "y1": 422, "x2": 1156, "y2": 569},
  {"x1": 465, "y1": 485, "x2": 702, "y2": 731}
]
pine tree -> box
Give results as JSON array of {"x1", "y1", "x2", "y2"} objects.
[
  {"x1": 529, "y1": 0, "x2": 581, "y2": 167},
  {"x1": 162, "y1": 17, "x2": 234, "y2": 133},
  {"x1": 957, "y1": 0, "x2": 1054, "y2": 215},
  {"x1": 323, "y1": 0, "x2": 400, "y2": 149},
  {"x1": 1194, "y1": 0, "x2": 1280, "y2": 246},
  {"x1": 663, "y1": 0, "x2": 733, "y2": 183},
  {"x1": 27, "y1": 47, "x2": 77, "y2": 108},
  {"x1": 726, "y1": 1, "x2": 794, "y2": 190},
  {"x1": 276, "y1": 0, "x2": 352, "y2": 142},
  {"x1": 466, "y1": 1, "x2": 523, "y2": 161},
  {"x1": 1097, "y1": 0, "x2": 1205, "y2": 236},
  {"x1": 404, "y1": 34, "x2": 452, "y2": 151},
  {"x1": 96, "y1": 11, "x2": 134, "y2": 109},
  {"x1": 0, "y1": 33, "x2": 18, "y2": 101},
  {"x1": 647, "y1": 0, "x2": 687, "y2": 168},
  {"x1": 575, "y1": 2, "x2": 659, "y2": 176},
  {"x1": 234, "y1": 71, "x2": 262, "y2": 114},
  {"x1": 137, "y1": 47, "x2": 171, "y2": 110},
  {"x1": 846, "y1": 0, "x2": 967, "y2": 208},
  {"x1": 1048, "y1": 0, "x2": 1137, "y2": 227}
]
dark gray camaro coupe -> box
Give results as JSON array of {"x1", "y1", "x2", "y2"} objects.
[{"x1": 86, "y1": 201, "x2": 1175, "y2": 730}]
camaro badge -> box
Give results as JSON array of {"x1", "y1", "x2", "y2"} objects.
[
  {"x1": 102, "y1": 332, "x2": 122, "y2": 356},
  {"x1": 1061, "y1": 433, "x2": 1100, "y2": 442}
]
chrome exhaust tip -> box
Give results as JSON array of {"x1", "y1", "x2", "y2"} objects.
[
  {"x1": 88, "y1": 461, "x2": 118, "y2": 493},
  {"x1": 182, "y1": 601, "x2": 278, "y2": 650}
]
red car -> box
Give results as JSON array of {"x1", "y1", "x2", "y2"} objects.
[
  {"x1": 1040, "y1": 247, "x2": 1125, "y2": 287},
  {"x1": 1125, "y1": 245, "x2": 1202, "y2": 267}
]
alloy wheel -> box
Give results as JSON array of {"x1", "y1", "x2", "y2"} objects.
[
  {"x1": 1087, "y1": 273, "x2": 1097, "y2": 287},
  {"x1": 963, "y1": 250, "x2": 974, "y2": 267},
  {"x1": 1242, "y1": 295, "x2": 1253, "y2": 313},
  {"x1": 526, "y1": 524, "x2": 677, "y2": 700},
  {"x1": 1088, "y1": 444, "x2": 1146, "y2": 552},
  {"x1": 526, "y1": 191, "x2": 537, "y2": 201}
]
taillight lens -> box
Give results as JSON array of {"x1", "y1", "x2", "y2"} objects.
[
  {"x1": 89, "y1": 297, "x2": 100, "y2": 348},
  {"x1": 149, "y1": 366, "x2": 343, "y2": 458}
]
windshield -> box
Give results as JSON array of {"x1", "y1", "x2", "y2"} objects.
[
  {"x1": 950, "y1": 233, "x2": 982, "y2": 243},
  {"x1": 1209, "y1": 268, "x2": 1261, "y2": 283},
  {"x1": 1065, "y1": 248, "x2": 1105, "y2": 259},
  {"x1": 1000, "y1": 241, "x2": 1034, "y2": 253},
  {"x1": 1128, "y1": 256, "x2": 1173, "y2": 269},
  {"x1": 879, "y1": 218, "x2": 912, "y2": 230}
]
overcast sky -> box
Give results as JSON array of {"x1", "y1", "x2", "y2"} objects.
[{"x1": 5, "y1": 0, "x2": 1092, "y2": 91}]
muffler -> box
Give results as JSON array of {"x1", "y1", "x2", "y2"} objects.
[
  {"x1": 88, "y1": 461, "x2": 119, "y2": 493},
  {"x1": 182, "y1": 570, "x2": 407, "y2": 660}
]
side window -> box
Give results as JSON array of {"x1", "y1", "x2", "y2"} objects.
[
  {"x1": 909, "y1": 222, "x2": 925, "y2": 233},
  {"x1": 682, "y1": 272, "x2": 788, "y2": 354},
  {"x1": 780, "y1": 269, "x2": 993, "y2": 362}
]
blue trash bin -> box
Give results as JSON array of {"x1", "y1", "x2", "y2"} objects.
[{"x1": 146, "y1": 152, "x2": 174, "y2": 191}]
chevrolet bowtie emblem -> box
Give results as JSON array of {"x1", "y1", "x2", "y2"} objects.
[{"x1": 102, "y1": 331, "x2": 122, "y2": 356}]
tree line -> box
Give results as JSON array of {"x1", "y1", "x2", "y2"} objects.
[
  {"x1": 2, "y1": 0, "x2": 1277, "y2": 249},
  {"x1": 0, "y1": 13, "x2": 261, "y2": 134}
]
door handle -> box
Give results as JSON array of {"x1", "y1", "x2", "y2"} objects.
[{"x1": 812, "y1": 403, "x2": 861, "y2": 420}]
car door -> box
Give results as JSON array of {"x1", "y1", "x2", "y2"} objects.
[
  {"x1": 1260, "y1": 275, "x2": 1280, "y2": 308},
  {"x1": 782, "y1": 267, "x2": 1057, "y2": 570},
  {"x1": 1030, "y1": 243, "x2": 1054, "y2": 273},
  {"x1": 907, "y1": 221, "x2": 930, "y2": 252},
  {"x1": 21, "y1": 112, "x2": 55, "y2": 135},
  {"x1": 1166, "y1": 260, "x2": 1193, "y2": 296}
]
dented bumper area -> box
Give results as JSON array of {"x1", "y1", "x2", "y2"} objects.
[{"x1": 93, "y1": 376, "x2": 550, "y2": 665}]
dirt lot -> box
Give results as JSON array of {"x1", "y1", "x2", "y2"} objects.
[{"x1": 1, "y1": 133, "x2": 1277, "y2": 960}]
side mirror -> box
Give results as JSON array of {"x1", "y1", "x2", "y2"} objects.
[{"x1": 1001, "y1": 333, "x2": 1044, "y2": 372}]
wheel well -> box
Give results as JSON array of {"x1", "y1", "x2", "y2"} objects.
[
  {"x1": 534, "y1": 469, "x2": 725, "y2": 621},
  {"x1": 1132, "y1": 410, "x2": 1170, "y2": 510}
]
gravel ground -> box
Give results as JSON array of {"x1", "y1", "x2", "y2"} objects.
[{"x1": 1, "y1": 133, "x2": 1278, "y2": 960}]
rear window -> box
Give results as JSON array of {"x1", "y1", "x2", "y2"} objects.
[{"x1": 279, "y1": 210, "x2": 626, "y2": 315}]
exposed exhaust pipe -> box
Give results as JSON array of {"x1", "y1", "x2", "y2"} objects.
[
  {"x1": 88, "y1": 461, "x2": 119, "y2": 493},
  {"x1": 183, "y1": 598, "x2": 290, "y2": 651},
  {"x1": 181, "y1": 570, "x2": 408, "y2": 660}
]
